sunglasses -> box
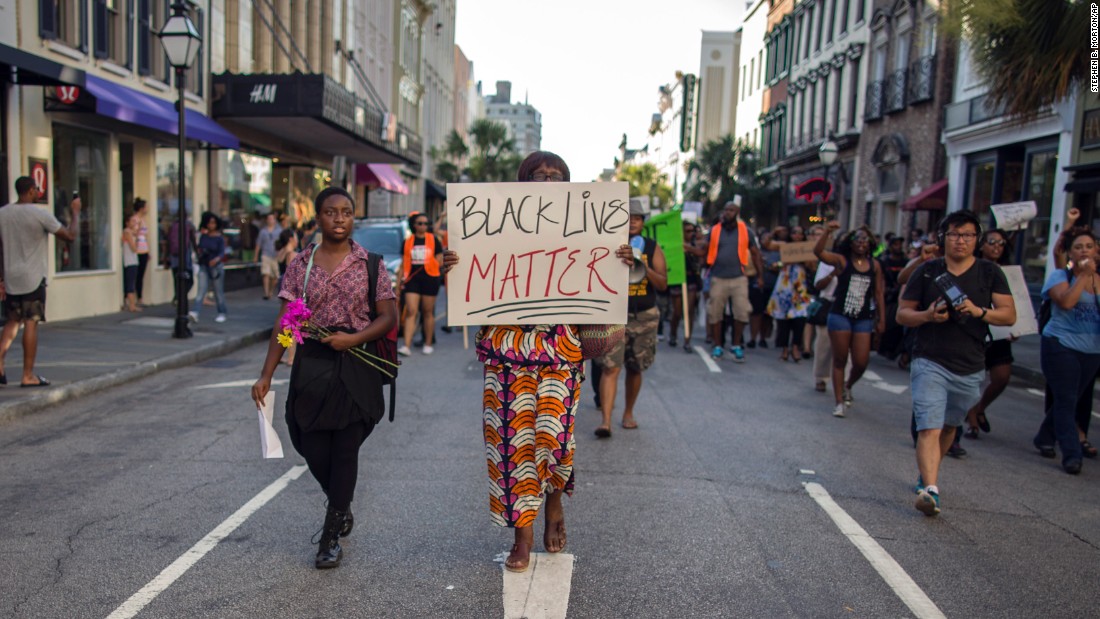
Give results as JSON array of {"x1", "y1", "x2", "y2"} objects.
[{"x1": 985, "y1": 239, "x2": 1006, "y2": 247}]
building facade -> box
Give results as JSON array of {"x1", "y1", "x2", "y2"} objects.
[
  {"x1": 761, "y1": 0, "x2": 794, "y2": 171},
  {"x1": 484, "y1": 80, "x2": 541, "y2": 156},
  {"x1": 779, "y1": 0, "x2": 871, "y2": 227},
  {"x1": 734, "y1": 0, "x2": 769, "y2": 152},
  {"x1": 943, "y1": 37, "x2": 1076, "y2": 293},
  {"x1": 695, "y1": 31, "x2": 740, "y2": 150},
  {"x1": 853, "y1": 0, "x2": 951, "y2": 236}
]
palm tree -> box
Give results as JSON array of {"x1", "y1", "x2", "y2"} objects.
[
  {"x1": 429, "y1": 129, "x2": 470, "y2": 184},
  {"x1": 683, "y1": 136, "x2": 779, "y2": 223},
  {"x1": 946, "y1": 0, "x2": 1087, "y2": 119},
  {"x1": 465, "y1": 119, "x2": 522, "y2": 182}
]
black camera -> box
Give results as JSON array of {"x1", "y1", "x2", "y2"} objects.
[{"x1": 933, "y1": 272, "x2": 969, "y2": 320}]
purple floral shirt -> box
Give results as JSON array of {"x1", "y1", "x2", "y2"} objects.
[{"x1": 279, "y1": 241, "x2": 395, "y2": 332}]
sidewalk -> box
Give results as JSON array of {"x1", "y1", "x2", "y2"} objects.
[{"x1": 0, "y1": 288, "x2": 278, "y2": 425}]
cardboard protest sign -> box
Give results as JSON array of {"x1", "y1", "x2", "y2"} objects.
[
  {"x1": 447, "y1": 182, "x2": 630, "y2": 325},
  {"x1": 989, "y1": 265, "x2": 1039, "y2": 340},
  {"x1": 642, "y1": 209, "x2": 685, "y2": 286},
  {"x1": 779, "y1": 241, "x2": 817, "y2": 264},
  {"x1": 990, "y1": 201, "x2": 1037, "y2": 231},
  {"x1": 682, "y1": 201, "x2": 703, "y2": 224}
]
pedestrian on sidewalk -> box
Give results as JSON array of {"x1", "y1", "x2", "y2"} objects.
[
  {"x1": 0, "y1": 176, "x2": 81, "y2": 387},
  {"x1": 814, "y1": 222, "x2": 885, "y2": 417},
  {"x1": 595, "y1": 198, "x2": 669, "y2": 437},
  {"x1": 256, "y1": 212, "x2": 282, "y2": 300},
  {"x1": 121, "y1": 213, "x2": 141, "y2": 312},
  {"x1": 897, "y1": 211, "x2": 1015, "y2": 516},
  {"x1": 464, "y1": 151, "x2": 632, "y2": 573},
  {"x1": 252, "y1": 187, "x2": 399, "y2": 569},
  {"x1": 166, "y1": 209, "x2": 196, "y2": 307},
  {"x1": 190, "y1": 212, "x2": 228, "y2": 323},
  {"x1": 705, "y1": 197, "x2": 764, "y2": 361},
  {"x1": 1033, "y1": 226, "x2": 1100, "y2": 475},
  {"x1": 129, "y1": 198, "x2": 151, "y2": 307}
]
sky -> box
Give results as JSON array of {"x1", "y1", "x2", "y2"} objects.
[{"x1": 455, "y1": 0, "x2": 747, "y2": 182}]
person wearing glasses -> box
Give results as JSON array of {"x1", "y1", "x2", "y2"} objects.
[
  {"x1": 456, "y1": 151, "x2": 632, "y2": 573},
  {"x1": 897, "y1": 210, "x2": 1015, "y2": 516},
  {"x1": 814, "y1": 223, "x2": 886, "y2": 418},
  {"x1": 398, "y1": 213, "x2": 444, "y2": 356}
]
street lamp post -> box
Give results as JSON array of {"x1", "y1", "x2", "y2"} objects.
[
  {"x1": 818, "y1": 138, "x2": 838, "y2": 223},
  {"x1": 159, "y1": 2, "x2": 201, "y2": 339}
]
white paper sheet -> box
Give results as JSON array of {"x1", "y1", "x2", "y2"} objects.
[
  {"x1": 989, "y1": 265, "x2": 1038, "y2": 340},
  {"x1": 257, "y1": 391, "x2": 284, "y2": 459}
]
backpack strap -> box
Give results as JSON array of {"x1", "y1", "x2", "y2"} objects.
[
  {"x1": 302, "y1": 246, "x2": 316, "y2": 305},
  {"x1": 366, "y1": 252, "x2": 396, "y2": 423}
]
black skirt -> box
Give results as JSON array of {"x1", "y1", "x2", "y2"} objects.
[{"x1": 285, "y1": 337, "x2": 384, "y2": 453}]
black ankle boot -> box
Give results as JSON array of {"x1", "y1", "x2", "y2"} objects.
[
  {"x1": 340, "y1": 509, "x2": 354, "y2": 537},
  {"x1": 315, "y1": 507, "x2": 346, "y2": 569}
]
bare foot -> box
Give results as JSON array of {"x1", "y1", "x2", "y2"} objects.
[
  {"x1": 621, "y1": 416, "x2": 638, "y2": 429},
  {"x1": 543, "y1": 492, "x2": 566, "y2": 553}
]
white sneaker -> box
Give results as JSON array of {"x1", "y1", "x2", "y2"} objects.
[
  {"x1": 422, "y1": 345, "x2": 434, "y2": 355},
  {"x1": 397, "y1": 345, "x2": 412, "y2": 357},
  {"x1": 215, "y1": 314, "x2": 227, "y2": 323},
  {"x1": 832, "y1": 403, "x2": 846, "y2": 418},
  {"x1": 187, "y1": 311, "x2": 198, "y2": 322}
]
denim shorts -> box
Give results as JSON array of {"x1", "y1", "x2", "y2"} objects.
[
  {"x1": 827, "y1": 313, "x2": 874, "y2": 333},
  {"x1": 910, "y1": 357, "x2": 982, "y2": 431}
]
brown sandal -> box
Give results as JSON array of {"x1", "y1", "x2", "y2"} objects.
[{"x1": 504, "y1": 541, "x2": 532, "y2": 572}]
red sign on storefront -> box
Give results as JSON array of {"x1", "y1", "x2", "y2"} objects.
[
  {"x1": 28, "y1": 158, "x2": 48, "y2": 204},
  {"x1": 55, "y1": 85, "x2": 81, "y2": 105}
]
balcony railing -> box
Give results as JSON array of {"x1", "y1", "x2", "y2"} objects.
[
  {"x1": 885, "y1": 69, "x2": 907, "y2": 113},
  {"x1": 908, "y1": 55, "x2": 935, "y2": 104},
  {"x1": 865, "y1": 80, "x2": 885, "y2": 121},
  {"x1": 944, "y1": 94, "x2": 1008, "y2": 132}
]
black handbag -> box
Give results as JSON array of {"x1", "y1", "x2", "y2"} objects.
[{"x1": 807, "y1": 297, "x2": 832, "y2": 326}]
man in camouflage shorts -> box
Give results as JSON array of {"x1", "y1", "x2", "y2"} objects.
[{"x1": 595, "y1": 199, "x2": 668, "y2": 437}]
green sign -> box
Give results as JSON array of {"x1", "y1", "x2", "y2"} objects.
[{"x1": 642, "y1": 209, "x2": 685, "y2": 286}]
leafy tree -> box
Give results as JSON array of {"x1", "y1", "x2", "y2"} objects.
[
  {"x1": 683, "y1": 136, "x2": 779, "y2": 224},
  {"x1": 945, "y1": 0, "x2": 1087, "y2": 119},
  {"x1": 617, "y1": 162, "x2": 674, "y2": 209},
  {"x1": 429, "y1": 129, "x2": 470, "y2": 184}
]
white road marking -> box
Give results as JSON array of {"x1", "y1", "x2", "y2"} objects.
[
  {"x1": 1027, "y1": 388, "x2": 1045, "y2": 397},
  {"x1": 803, "y1": 481, "x2": 945, "y2": 619},
  {"x1": 1094, "y1": 412, "x2": 1100, "y2": 421},
  {"x1": 502, "y1": 552, "x2": 575, "y2": 619},
  {"x1": 799, "y1": 469, "x2": 816, "y2": 475},
  {"x1": 105, "y1": 465, "x2": 308, "y2": 619},
  {"x1": 694, "y1": 346, "x2": 722, "y2": 373},
  {"x1": 194, "y1": 379, "x2": 288, "y2": 390},
  {"x1": 862, "y1": 370, "x2": 909, "y2": 394}
]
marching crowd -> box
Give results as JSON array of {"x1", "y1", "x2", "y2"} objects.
[{"x1": 242, "y1": 151, "x2": 1098, "y2": 573}]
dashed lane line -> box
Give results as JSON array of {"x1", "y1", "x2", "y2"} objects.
[
  {"x1": 693, "y1": 346, "x2": 723, "y2": 373},
  {"x1": 502, "y1": 552, "x2": 575, "y2": 619},
  {"x1": 105, "y1": 465, "x2": 308, "y2": 619},
  {"x1": 803, "y1": 481, "x2": 946, "y2": 619},
  {"x1": 194, "y1": 378, "x2": 288, "y2": 390}
]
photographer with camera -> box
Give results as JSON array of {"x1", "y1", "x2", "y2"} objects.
[{"x1": 897, "y1": 210, "x2": 1016, "y2": 517}]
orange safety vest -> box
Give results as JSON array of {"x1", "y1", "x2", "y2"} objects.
[
  {"x1": 706, "y1": 220, "x2": 750, "y2": 268},
  {"x1": 403, "y1": 233, "x2": 441, "y2": 279}
]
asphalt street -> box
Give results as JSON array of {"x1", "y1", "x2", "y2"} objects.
[{"x1": 1, "y1": 328, "x2": 1098, "y2": 618}]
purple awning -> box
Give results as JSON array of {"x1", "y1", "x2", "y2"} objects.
[{"x1": 84, "y1": 75, "x2": 240, "y2": 150}]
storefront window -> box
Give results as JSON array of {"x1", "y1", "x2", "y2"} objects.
[
  {"x1": 53, "y1": 124, "x2": 110, "y2": 272},
  {"x1": 967, "y1": 159, "x2": 995, "y2": 216},
  {"x1": 1021, "y1": 149, "x2": 1058, "y2": 288},
  {"x1": 271, "y1": 165, "x2": 329, "y2": 229},
  {"x1": 155, "y1": 147, "x2": 193, "y2": 266},
  {"x1": 216, "y1": 151, "x2": 272, "y2": 263}
]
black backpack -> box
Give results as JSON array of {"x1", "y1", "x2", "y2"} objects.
[{"x1": 365, "y1": 253, "x2": 400, "y2": 422}]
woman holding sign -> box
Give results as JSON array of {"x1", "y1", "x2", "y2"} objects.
[{"x1": 468, "y1": 151, "x2": 633, "y2": 573}]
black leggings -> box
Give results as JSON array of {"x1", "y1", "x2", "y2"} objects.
[
  {"x1": 136, "y1": 253, "x2": 150, "y2": 299},
  {"x1": 775, "y1": 318, "x2": 806, "y2": 349},
  {"x1": 297, "y1": 421, "x2": 374, "y2": 511}
]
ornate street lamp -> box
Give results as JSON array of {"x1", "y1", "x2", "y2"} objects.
[
  {"x1": 818, "y1": 138, "x2": 838, "y2": 221},
  {"x1": 159, "y1": 2, "x2": 201, "y2": 339}
]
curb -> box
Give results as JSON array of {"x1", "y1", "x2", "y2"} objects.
[{"x1": 0, "y1": 328, "x2": 272, "y2": 427}]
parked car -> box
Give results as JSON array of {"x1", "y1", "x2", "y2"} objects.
[{"x1": 352, "y1": 217, "x2": 409, "y2": 291}]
